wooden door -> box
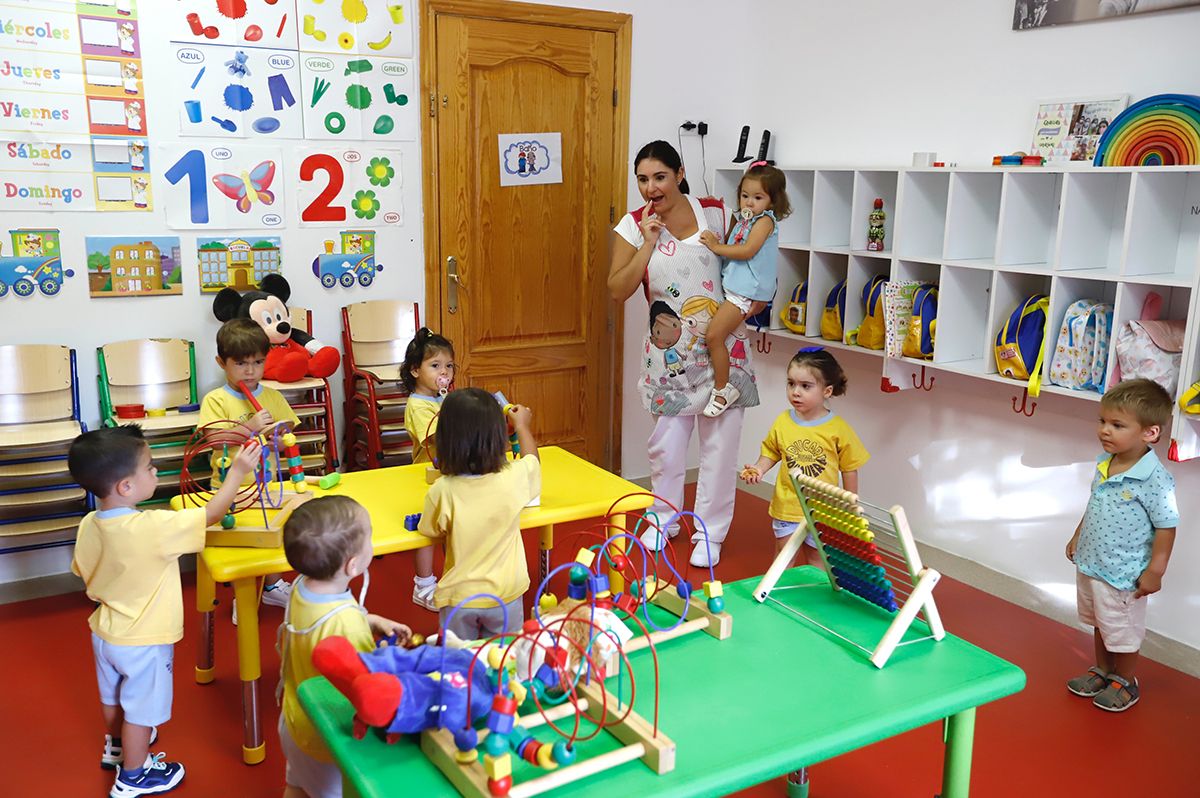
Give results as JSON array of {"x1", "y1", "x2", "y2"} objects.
[{"x1": 423, "y1": 0, "x2": 630, "y2": 468}]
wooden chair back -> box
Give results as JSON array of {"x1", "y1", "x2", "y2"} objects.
[{"x1": 0, "y1": 345, "x2": 75, "y2": 425}]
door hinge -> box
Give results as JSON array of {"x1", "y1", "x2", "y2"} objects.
[
  {"x1": 429, "y1": 93, "x2": 436, "y2": 117},
  {"x1": 606, "y1": 314, "x2": 614, "y2": 332},
  {"x1": 609, "y1": 206, "x2": 614, "y2": 223},
  {"x1": 612, "y1": 89, "x2": 618, "y2": 106}
]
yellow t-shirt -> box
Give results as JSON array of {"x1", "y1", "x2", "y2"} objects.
[
  {"x1": 279, "y1": 578, "x2": 374, "y2": 761},
  {"x1": 404, "y1": 394, "x2": 442, "y2": 465},
  {"x1": 71, "y1": 507, "x2": 207, "y2": 646},
  {"x1": 199, "y1": 384, "x2": 300, "y2": 484},
  {"x1": 761, "y1": 411, "x2": 870, "y2": 522},
  {"x1": 418, "y1": 456, "x2": 540, "y2": 608}
]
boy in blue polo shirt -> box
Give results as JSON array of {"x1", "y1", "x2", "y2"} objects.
[{"x1": 1065, "y1": 379, "x2": 1178, "y2": 712}]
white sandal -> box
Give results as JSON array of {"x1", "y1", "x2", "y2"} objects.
[{"x1": 703, "y1": 384, "x2": 740, "y2": 417}]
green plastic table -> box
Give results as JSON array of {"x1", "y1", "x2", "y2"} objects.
[{"x1": 299, "y1": 567, "x2": 1025, "y2": 798}]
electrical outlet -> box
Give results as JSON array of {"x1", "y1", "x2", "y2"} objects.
[
  {"x1": 680, "y1": 120, "x2": 697, "y2": 132},
  {"x1": 697, "y1": 121, "x2": 708, "y2": 136}
]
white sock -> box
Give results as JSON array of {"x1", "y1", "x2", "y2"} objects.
[{"x1": 415, "y1": 574, "x2": 436, "y2": 587}]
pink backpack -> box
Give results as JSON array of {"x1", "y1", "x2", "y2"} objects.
[{"x1": 1113, "y1": 292, "x2": 1185, "y2": 395}]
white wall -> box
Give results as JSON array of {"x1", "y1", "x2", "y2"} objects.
[{"x1": 4, "y1": 0, "x2": 1199, "y2": 652}]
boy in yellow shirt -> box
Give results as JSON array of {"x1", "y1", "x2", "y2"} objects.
[
  {"x1": 70, "y1": 425, "x2": 258, "y2": 798},
  {"x1": 200, "y1": 318, "x2": 301, "y2": 613},
  {"x1": 278, "y1": 496, "x2": 409, "y2": 798}
]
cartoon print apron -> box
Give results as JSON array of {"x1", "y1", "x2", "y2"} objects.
[{"x1": 642, "y1": 201, "x2": 759, "y2": 416}]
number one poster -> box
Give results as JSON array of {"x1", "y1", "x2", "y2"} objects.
[
  {"x1": 296, "y1": 147, "x2": 401, "y2": 227},
  {"x1": 159, "y1": 142, "x2": 284, "y2": 229}
]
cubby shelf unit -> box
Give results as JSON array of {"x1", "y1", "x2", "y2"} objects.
[{"x1": 715, "y1": 165, "x2": 1200, "y2": 461}]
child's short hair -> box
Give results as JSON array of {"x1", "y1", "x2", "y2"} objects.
[
  {"x1": 740, "y1": 164, "x2": 792, "y2": 221},
  {"x1": 68, "y1": 425, "x2": 147, "y2": 498},
  {"x1": 401, "y1": 327, "x2": 454, "y2": 393},
  {"x1": 436, "y1": 387, "x2": 507, "y2": 476},
  {"x1": 216, "y1": 318, "x2": 269, "y2": 361},
  {"x1": 283, "y1": 496, "x2": 371, "y2": 581},
  {"x1": 788, "y1": 347, "x2": 847, "y2": 396},
  {"x1": 1101, "y1": 379, "x2": 1173, "y2": 429}
]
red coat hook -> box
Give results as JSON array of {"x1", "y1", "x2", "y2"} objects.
[
  {"x1": 911, "y1": 366, "x2": 934, "y2": 391},
  {"x1": 1011, "y1": 388, "x2": 1037, "y2": 417},
  {"x1": 755, "y1": 331, "x2": 771, "y2": 354}
]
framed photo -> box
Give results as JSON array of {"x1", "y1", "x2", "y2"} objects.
[
  {"x1": 1014, "y1": 0, "x2": 1200, "y2": 31},
  {"x1": 1031, "y1": 95, "x2": 1129, "y2": 162}
]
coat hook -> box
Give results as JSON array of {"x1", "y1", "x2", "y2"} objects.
[
  {"x1": 911, "y1": 366, "x2": 934, "y2": 391},
  {"x1": 1011, "y1": 388, "x2": 1037, "y2": 417},
  {"x1": 755, "y1": 330, "x2": 771, "y2": 354}
]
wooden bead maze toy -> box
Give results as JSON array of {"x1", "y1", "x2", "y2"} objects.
[
  {"x1": 176, "y1": 382, "x2": 311, "y2": 547},
  {"x1": 753, "y1": 473, "x2": 944, "y2": 668}
]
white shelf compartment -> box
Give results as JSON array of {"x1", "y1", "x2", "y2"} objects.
[
  {"x1": 779, "y1": 169, "x2": 815, "y2": 247},
  {"x1": 945, "y1": 171, "x2": 1003, "y2": 263},
  {"x1": 894, "y1": 170, "x2": 950, "y2": 262},
  {"x1": 811, "y1": 170, "x2": 855, "y2": 249},
  {"x1": 1043, "y1": 275, "x2": 1119, "y2": 398},
  {"x1": 770, "y1": 249, "x2": 810, "y2": 332},
  {"x1": 1057, "y1": 171, "x2": 1131, "y2": 277},
  {"x1": 996, "y1": 171, "x2": 1063, "y2": 269},
  {"x1": 935, "y1": 264, "x2": 992, "y2": 372},
  {"x1": 1124, "y1": 170, "x2": 1200, "y2": 285},
  {"x1": 805, "y1": 251, "x2": 849, "y2": 341},
  {"x1": 848, "y1": 170, "x2": 899, "y2": 254},
  {"x1": 987, "y1": 270, "x2": 1054, "y2": 382}
]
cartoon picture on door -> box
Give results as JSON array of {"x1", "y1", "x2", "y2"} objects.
[
  {"x1": 296, "y1": 147, "x2": 403, "y2": 226},
  {"x1": 173, "y1": 44, "x2": 303, "y2": 138},
  {"x1": 297, "y1": 0, "x2": 413, "y2": 58},
  {"x1": 300, "y1": 54, "x2": 415, "y2": 140},
  {"x1": 169, "y1": 0, "x2": 298, "y2": 49}
]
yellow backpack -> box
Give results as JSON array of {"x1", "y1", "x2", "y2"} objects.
[
  {"x1": 820, "y1": 280, "x2": 846, "y2": 342},
  {"x1": 856, "y1": 275, "x2": 888, "y2": 350}
]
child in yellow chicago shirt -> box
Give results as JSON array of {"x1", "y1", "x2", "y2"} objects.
[
  {"x1": 400, "y1": 327, "x2": 455, "y2": 612},
  {"x1": 417, "y1": 387, "x2": 539, "y2": 641},
  {"x1": 277, "y1": 496, "x2": 409, "y2": 798},
  {"x1": 740, "y1": 347, "x2": 869, "y2": 568},
  {"x1": 199, "y1": 318, "x2": 301, "y2": 614},
  {"x1": 70, "y1": 425, "x2": 259, "y2": 798}
]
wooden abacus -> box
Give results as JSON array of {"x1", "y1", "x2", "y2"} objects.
[{"x1": 753, "y1": 472, "x2": 945, "y2": 668}]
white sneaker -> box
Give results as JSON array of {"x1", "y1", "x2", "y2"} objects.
[
  {"x1": 101, "y1": 727, "x2": 158, "y2": 770},
  {"x1": 702, "y1": 384, "x2": 740, "y2": 417},
  {"x1": 689, "y1": 541, "x2": 722, "y2": 568},
  {"x1": 261, "y1": 579, "x2": 293, "y2": 608},
  {"x1": 639, "y1": 525, "x2": 676, "y2": 552},
  {"x1": 413, "y1": 579, "x2": 438, "y2": 612}
]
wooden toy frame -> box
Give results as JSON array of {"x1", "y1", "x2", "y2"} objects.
[{"x1": 753, "y1": 472, "x2": 945, "y2": 668}]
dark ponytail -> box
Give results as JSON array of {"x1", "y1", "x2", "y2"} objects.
[
  {"x1": 634, "y1": 140, "x2": 689, "y2": 195},
  {"x1": 401, "y1": 328, "x2": 454, "y2": 393}
]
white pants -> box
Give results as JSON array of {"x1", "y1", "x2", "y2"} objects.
[{"x1": 646, "y1": 409, "x2": 744, "y2": 546}]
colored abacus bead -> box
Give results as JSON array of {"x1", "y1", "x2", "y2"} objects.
[
  {"x1": 282, "y1": 432, "x2": 297, "y2": 447},
  {"x1": 707, "y1": 596, "x2": 725, "y2": 613},
  {"x1": 588, "y1": 573, "x2": 610, "y2": 595},
  {"x1": 455, "y1": 748, "x2": 477, "y2": 764},
  {"x1": 703, "y1": 580, "x2": 724, "y2": 598},
  {"x1": 521, "y1": 740, "x2": 541, "y2": 764},
  {"x1": 536, "y1": 742, "x2": 558, "y2": 769},
  {"x1": 610, "y1": 553, "x2": 628, "y2": 571},
  {"x1": 574, "y1": 548, "x2": 595, "y2": 567},
  {"x1": 538, "y1": 592, "x2": 558, "y2": 612},
  {"x1": 534, "y1": 663, "x2": 560, "y2": 690},
  {"x1": 568, "y1": 564, "x2": 589, "y2": 585},
  {"x1": 483, "y1": 752, "x2": 511, "y2": 779},
  {"x1": 487, "y1": 775, "x2": 512, "y2": 796},
  {"x1": 221, "y1": 514, "x2": 236, "y2": 529},
  {"x1": 487, "y1": 646, "x2": 504, "y2": 670},
  {"x1": 676, "y1": 580, "x2": 693, "y2": 600},
  {"x1": 487, "y1": 711, "x2": 515, "y2": 736},
  {"x1": 453, "y1": 727, "x2": 478, "y2": 752},
  {"x1": 552, "y1": 740, "x2": 575, "y2": 765},
  {"x1": 567, "y1": 581, "x2": 587, "y2": 600}
]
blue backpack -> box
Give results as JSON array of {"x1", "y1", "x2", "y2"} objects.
[
  {"x1": 820, "y1": 280, "x2": 847, "y2": 342},
  {"x1": 902, "y1": 283, "x2": 938, "y2": 359},
  {"x1": 995, "y1": 294, "x2": 1050, "y2": 395}
]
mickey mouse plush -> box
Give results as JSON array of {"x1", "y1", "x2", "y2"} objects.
[{"x1": 213, "y1": 274, "x2": 340, "y2": 383}]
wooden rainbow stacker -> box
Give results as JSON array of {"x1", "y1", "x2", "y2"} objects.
[{"x1": 753, "y1": 472, "x2": 945, "y2": 668}]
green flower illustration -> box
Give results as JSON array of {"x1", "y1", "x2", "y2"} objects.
[
  {"x1": 367, "y1": 157, "x2": 394, "y2": 187},
  {"x1": 353, "y1": 190, "x2": 380, "y2": 220}
]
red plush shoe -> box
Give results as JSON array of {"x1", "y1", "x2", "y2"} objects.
[
  {"x1": 264, "y1": 348, "x2": 309, "y2": 383},
  {"x1": 349, "y1": 672, "x2": 404, "y2": 728},
  {"x1": 307, "y1": 346, "x2": 341, "y2": 378},
  {"x1": 312, "y1": 636, "x2": 369, "y2": 698}
]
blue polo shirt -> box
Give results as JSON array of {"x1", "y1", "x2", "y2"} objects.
[{"x1": 1076, "y1": 449, "x2": 1178, "y2": 591}]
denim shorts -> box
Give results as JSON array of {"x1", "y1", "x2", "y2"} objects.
[
  {"x1": 91, "y1": 634, "x2": 174, "y2": 727},
  {"x1": 771, "y1": 518, "x2": 815, "y2": 546}
]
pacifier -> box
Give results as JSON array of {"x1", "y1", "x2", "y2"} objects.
[
  {"x1": 436, "y1": 374, "x2": 452, "y2": 396},
  {"x1": 739, "y1": 207, "x2": 753, "y2": 221}
]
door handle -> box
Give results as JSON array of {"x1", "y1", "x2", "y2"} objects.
[{"x1": 447, "y1": 255, "x2": 462, "y2": 314}]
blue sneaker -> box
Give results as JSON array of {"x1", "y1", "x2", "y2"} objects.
[{"x1": 110, "y1": 753, "x2": 185, "y2": 797}]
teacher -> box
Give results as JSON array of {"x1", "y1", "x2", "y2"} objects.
[{"x1": 609, "y1": 140, "x2": 760, "y2": 567}]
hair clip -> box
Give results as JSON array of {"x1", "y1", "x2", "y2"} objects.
[
  {"x1": 798, "y1": 346, "x2": 824, "y2": 354},
  {"x1": 749, "y1": 160, "x2": 768, "y2": 168}
]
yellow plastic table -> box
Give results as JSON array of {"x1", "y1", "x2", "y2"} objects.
[{"x1": 180, "y1": 447, "x2": 653, "y2": 764}]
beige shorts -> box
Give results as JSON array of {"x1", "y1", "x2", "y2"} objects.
[{"x1": 1076, "y1": 571, "x2": 1147, "y2": 653}]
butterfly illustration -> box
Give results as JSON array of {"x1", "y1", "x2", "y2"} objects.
[{"x1": 212, "y1": 160, "x2": 276, "y2": 213}]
